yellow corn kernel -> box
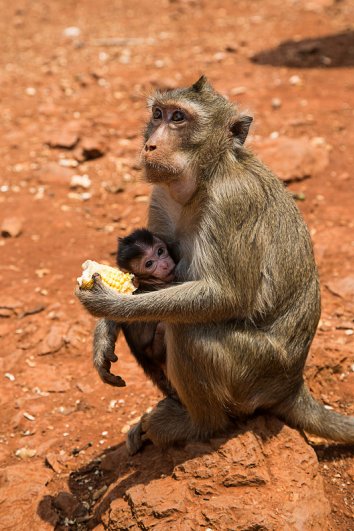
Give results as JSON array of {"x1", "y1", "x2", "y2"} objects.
[{"x1": 77, "y1": 260, "x2": 137, "y2": 294}]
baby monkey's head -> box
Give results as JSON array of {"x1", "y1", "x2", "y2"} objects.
[{"x1": 117, "y1": 228, "x2": 176, "y2": 284}]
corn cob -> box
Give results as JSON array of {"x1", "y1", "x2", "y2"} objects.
[{"x1": 77, "y1": 260, "x2": 137, "y2": 294}]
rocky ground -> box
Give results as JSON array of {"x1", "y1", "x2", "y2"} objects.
[{"x1": 0, "y1": 0, "x2": 353, "y2": 529}]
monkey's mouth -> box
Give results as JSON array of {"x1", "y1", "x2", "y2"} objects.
[{"x1": 143, "y1": 161, "x2": 183, "y2": 182}]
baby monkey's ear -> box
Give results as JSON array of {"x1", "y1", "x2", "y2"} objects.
[
  {"x1": 230, "y1": 115, "x2": 253, "y2": 145},
  {"x1": 191, "y1": 75, "x2": 213, "y2": 93}
]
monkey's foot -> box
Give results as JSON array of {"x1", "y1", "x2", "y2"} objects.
[{"x1": 126, "y1": 418, "x2": 149, "y2": 455}]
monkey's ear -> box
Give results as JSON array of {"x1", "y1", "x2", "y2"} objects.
[
  {"x1": 230, "y1": 115, "x2": 253, "y2": 145},
  {"x1": 191, "y1": 75, "x2": 212, "y2": 93}
]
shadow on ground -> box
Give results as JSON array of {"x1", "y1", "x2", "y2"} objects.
[{"x1": 251, "y1": 30, "x2": 354, "y2": 68}]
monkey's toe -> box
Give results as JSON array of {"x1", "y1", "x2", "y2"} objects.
[{"x1": 126, "y1": 421, "x2": 145, "y2": 455}]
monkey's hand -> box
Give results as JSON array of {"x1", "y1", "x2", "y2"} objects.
[
  {"x1": 75, "y1": 273, "x2": 121, "y2": 318},
  {"x1": 94, "y1": 351, "x2": 126, "y2": 387},
  {"x1": 93, "y1": 318, "x2": 126, "y2": 387}
]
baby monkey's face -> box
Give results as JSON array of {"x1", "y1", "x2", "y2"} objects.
[{"x1": 132, "y1": 238, "x2": 176, "y2": 282}]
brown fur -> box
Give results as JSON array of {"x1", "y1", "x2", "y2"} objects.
[{"x1": 76, "y1": 76, "x2": 354, "y2": 452}]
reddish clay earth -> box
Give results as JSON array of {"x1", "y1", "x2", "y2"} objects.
[{"x1": 0, "y1": 0, "x2": 353, "y2": 529}]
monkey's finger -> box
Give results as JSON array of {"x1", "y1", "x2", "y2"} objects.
[
  {"x1": 99, "y1": 369, "x2": 126, "y2": 387},
  {"x1": 105, "y1": 351, "x2": 118, "y2": 363}
]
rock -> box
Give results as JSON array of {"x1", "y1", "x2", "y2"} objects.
[
  {"x1": 252, "y1": 136, "x2": 330, "y2": 182},
  {"x1": 47, "y1": 130, "x2": 79, "y2": 149},
  {"x1": 74, "y1": 137, "x2": 106, "y2": 161},
  {"x1": 39, "y1": 324, "x2": 69, "y2": 355},
  {"x1": 326, "y1": 276, "x2": 354, "y2": 300},
  {"x1": 101, "y1": 417, "x2": 330, "y2": 529},
  {"x1": 15, "y1": 447, "x2": 37, "y2": 459},
  {"x1": 1, "y1": 217, "x2": 24, "y2": 237},
  {"x1": 70, "y1": 174, "x2": 91, "y2": 189},
  {"x1": 63, "y1": 26, "x2": 81, "y2": 38}
]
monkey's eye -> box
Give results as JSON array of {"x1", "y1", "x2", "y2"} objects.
[
  {"x1": 157, "y1": 247, "x2": 165, "y2": 256},
  {"x1": 153, "y1": 108, "x2": 162, "y2": 120},
  {"x1": 145, "y1": 260, "x2": 153, "y2": 269},
  {"x1": 171, "y1": 110, "x2": 185, "y2": 122}
]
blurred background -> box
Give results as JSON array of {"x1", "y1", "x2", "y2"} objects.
[{"x1": 0, "y1": 0, "x2": 353, "y2": 529}]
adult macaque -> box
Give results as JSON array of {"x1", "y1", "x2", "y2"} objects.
[
  {"x1": 76, "y1": 76, "x2": 354, "y2": 452},
  {"x1": 93, "y1": 229, "x2": 177, "y2": 395}
]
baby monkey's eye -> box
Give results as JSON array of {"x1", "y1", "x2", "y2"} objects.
[
  {"x1": 145, "y1": 260, "x2": 153, "y2": 269},
  {"x1": 157, "y1": 247, "x2": 165, "y2": 256},
  {"x1": 172, "y1": 110, "x2": 185, "y2": 122},
  {"x1": 153, "y1": 108, "x2": 162, "y2": 120}
]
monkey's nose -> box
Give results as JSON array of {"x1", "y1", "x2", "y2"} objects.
[{"x1": 144, "y1": 144, "x2": 157, "y2": 152}]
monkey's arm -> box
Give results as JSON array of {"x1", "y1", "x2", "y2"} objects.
[
  {"x1": 93, "y1": 319, "x2": 126, "y2": 386},
  {"x1": 76, "y1": 277, "x2": 246, "y2": 324}
]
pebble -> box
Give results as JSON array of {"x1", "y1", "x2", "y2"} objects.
[
  {"x1": 271, "y1": 97, "x2": 282, "y2": 109},
  {"x1": 15, "y1": 447, "x2": 37, "y2": 459},
  {"x1": 59, "y1": 158, "x2": 79, "y2": 168},
  {"x1": 23, "y1": 412, "x2": 36, "y2": 421},
  {"x1": 289, "y1": 75, "x2": 302, "y2": 86},
  {"x1": 5, "y1": 373, "x2": 15, "y2": 381},
  {"x1": 48, "y1": 131, "x2": 79, "y2": 150},
  {"x1": 63, "y1": 26, "x2": 81, "y2": 38},
  {"x1": 70, "y1": 174, "x2": 91, "y2": 189},
  {"x1": 230, "y1": 86, "x2": 247, "y2": 96},
  {"x1": 1, "y1": 217, "x2": 24, "y2": 238}
]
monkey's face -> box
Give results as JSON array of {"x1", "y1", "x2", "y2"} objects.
[
  {"x1": 141, "y1": 104, "x2": 194, "y2": 184},
  {"x1": 141, "y1": 78, "x2": 253, "y2": 186},
  {"x1": 131, "y1": 239, "x2": 176, "y2": 282}
]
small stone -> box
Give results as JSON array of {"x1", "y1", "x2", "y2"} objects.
[
  {"x1": 73, "y1": 136, "x2": 106, "y2": 162},
  {"x1": 48, "y1": 131, "x2": 79, "y2": 149},
  {"x1": 92, "y1": 485, "x2": 107, "y2": 501},
  {"x1": 39, "y1": 325, "x2": 66, "y2": 355},
  {"x1": 59, "y1": 158, "x2": 79, "y2": 168},
  {"x1": 134, "y1": 195, "x2": 149, "y2": 203},
  {"x1": 289, "y1": 75, "x2": 302, "y2": 86},
  {"x1": 1, "y1": 217, "x2": 24, "y2": 237},
  {"x1": 25, "y1": 87, "x2": 36, "y2": 96},
  {"x1": 271, "y1": 97, "x2": 282, "y2": 109},
  {"x1": 63, "y1": 26, "x2": 81, "y2": 38},
  {"x1": 4, "y1": 372, "x2": 15, "y2": 381},
  {"x1": 230, "y1": 86, "x2": 247, "y2": 96},
  {"x1": 15, "y1": 447, "x2": 37, "y2": 459},
  {"x1": 23, "y1": 412, "x2": 36, "y2": 421},
  {"x1": 45, "y1": 452, "x2": 64, "y2": 473},
  {"x1": 70, "y1": 174, "x2": 91, "y2": 189}
]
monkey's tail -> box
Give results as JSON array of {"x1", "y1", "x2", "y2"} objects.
[{"x1": 273, "y1": 383, "x2": 354, "y2": 443}]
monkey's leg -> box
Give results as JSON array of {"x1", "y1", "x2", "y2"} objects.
[{"x1": 126, "y1": 396, "x2": 230, "y2": 454}]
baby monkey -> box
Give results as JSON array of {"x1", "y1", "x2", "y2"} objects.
[{"x1": 93, "y1": 228, "x2": 177, "y2": 389}]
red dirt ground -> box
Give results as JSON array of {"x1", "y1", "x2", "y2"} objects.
[{"x1": 0, "y1": 0, "x2": 353, "y2": 529}]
